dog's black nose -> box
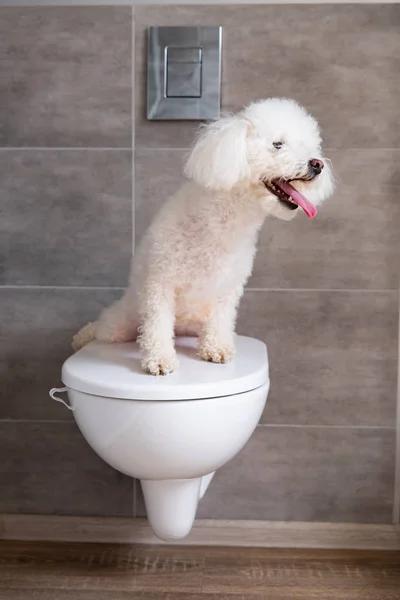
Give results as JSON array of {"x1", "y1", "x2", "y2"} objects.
[{"x1": 309, "y1": 158, "x2": 324, "y2": 175}]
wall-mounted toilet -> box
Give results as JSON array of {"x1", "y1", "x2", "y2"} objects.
[{"x1": 52, "y1": 335, "x2": 269, "y2": 541}]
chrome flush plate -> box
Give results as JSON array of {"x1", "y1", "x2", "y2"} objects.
[{"x1": 147, "y1": 26, "x2": 222, "y2": 121}]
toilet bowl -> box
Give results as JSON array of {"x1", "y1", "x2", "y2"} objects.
[{"x1": 53, "y1": 335, "x2": 269, "y2": 541}]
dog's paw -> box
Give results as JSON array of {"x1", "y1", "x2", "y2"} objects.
[
  {"x1": 142, "y1": 353, "x2": 178, "y2": 376},
  {"x1": 199, "y1": 343, "x2": 235, "y2": 364}
]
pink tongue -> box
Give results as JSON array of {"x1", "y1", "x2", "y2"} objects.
[{"x1": 273, "y1": 179, "x2": 317, "y2": 219}]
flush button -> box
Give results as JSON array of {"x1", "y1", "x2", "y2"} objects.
[
  {"x1": 166, "y1": 47, "x2": 202, "y2": 98},
  {"x1": 147, "y1": 26, "x2": 222, "y2": 120}
]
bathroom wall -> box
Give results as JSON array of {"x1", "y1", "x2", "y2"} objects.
[
  {"x1": 0, "y1": 4, "x2": 399, "y2": 523},
  {"x1": 0, "y1": 7, "x2": 135, "y2": 516}
]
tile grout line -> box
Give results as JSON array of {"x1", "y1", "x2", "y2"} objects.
[
  {"x1": 0, "y1": 0, "x2": 399, "y2": 6},
  {"x1": 131, "y1": 6, "x2": 137, "y2": 520},
  {"x1": 135, "y1": 147, "x2": 400, "y2": 152},
  {"x1": 0, "y1": 147, "x2": 132, "y2": 151},
  {"x1": 0, "y1": 420, "x2": 395, "y2": 429},
  {"x1": 132, "y1": 478, "x2": 137, "y2": 518},
  {"x1": 257, "y1": 424, "x2": 396, "y2": 430},
  {"x1": 245, "y1": 288, "x2": 395, "y2": 293},
  {"x1": 0, "y1": 285, "x2": 126, "y2": 290},
  {"x1": 0, "y1": 285, "x2": 394, "y2": 293},
  {"x1": 392, "y1": 287, "x2": 400, "y2": 524},
  {"x1": 131, "y1": 3, "x2": 136, "y2": 258},
  {"x1": 0, "y1": 147, "x2": 399, "y2": 152},
  {"x1": 0, "y1": 420, "x2": 73, "y2": 424}
]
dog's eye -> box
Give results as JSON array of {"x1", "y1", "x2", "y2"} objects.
[{"x1": 273, "y1": 141, "x2": 284, "y2": 150}]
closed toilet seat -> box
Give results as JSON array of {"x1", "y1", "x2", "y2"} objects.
[
  {"x1": 62, "y1": 335, "x2": 269, "y2": 401},
  {"x1": 59, "y1": 336, "x2": 270, "y2": 541}
]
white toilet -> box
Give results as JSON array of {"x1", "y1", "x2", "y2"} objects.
[{"x1": 52, "y1": 335, "x2": 269, "y2": 541}]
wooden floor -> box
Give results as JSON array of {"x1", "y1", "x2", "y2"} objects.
[{"x1": 0, "y1": 541, "x2": 400, "y2": 599}]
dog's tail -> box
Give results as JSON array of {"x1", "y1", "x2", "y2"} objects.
[{"x1": 72, "y1": 321, "x2": 97, "y2": 352}]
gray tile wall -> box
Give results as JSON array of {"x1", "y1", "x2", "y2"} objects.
[
  {"x1": 1, "y1": 4, "x2": 399, "y2": 524},
  {"x1": 0, "y1": 6, "x2": 134, "y2": 516}
]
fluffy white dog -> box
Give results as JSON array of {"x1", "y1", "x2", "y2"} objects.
[{"x1": 73, "y1": 98, "x2": 334, "y2": 375}]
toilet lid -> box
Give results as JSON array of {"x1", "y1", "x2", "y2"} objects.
[{"x1": 62, "y1": 335, "x2": 269, "y2": 401}]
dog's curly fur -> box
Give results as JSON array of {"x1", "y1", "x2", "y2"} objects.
[{"x1": 73, "y1": 98, "x2": 334, "y2": 375}]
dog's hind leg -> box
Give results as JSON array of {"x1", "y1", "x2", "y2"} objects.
[
  {"x1": 96, "y1": 294, "x2": 139, "y2": 343},
  {"x1": 72, "y1": 294, "x2": 139, "y2": 352}
]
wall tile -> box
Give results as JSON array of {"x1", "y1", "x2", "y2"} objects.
[
  {"x1": 196, "y1": 426, "x2": 396, "y2": 522},
  {"x1": 0, "y1": 150, "x2": 132, "y2": 286},
  {"x1": 239, "y1": 290, "x2": 397, "y2": 427},
  {"x1": 135, "y1": 5, "x2": 400, "y2": 149},
  {"x1": 134, "y1": 149, "x2": 185, "y2": 247},
  {"x1": 0, "y1": 288, "x2": 123, "y2": 420},
  {"x1": 0, "y1": 7, "x2": 132, "y2": 147},
  {"x1": 135, "y1": 149, "x2": 400, "y2": 290},
  {"x1": 0, "y1": 421, "x2": 133, "y2": 516}
]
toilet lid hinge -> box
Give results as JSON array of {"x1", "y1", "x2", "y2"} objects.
[{"x1": 49, "y1": 387, "x2": 74, "y2": 411}]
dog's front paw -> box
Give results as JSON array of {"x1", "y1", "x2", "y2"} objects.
[
  {"x1": 142, "y1": 353, "x2": 178, "y2": 376},
  {"x1": 199, "y1": 342, "x2": 235, "y2": 364}
]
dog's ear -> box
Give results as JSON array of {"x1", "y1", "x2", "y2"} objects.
[{"x1": 184, "y1": 116, "x2": 250, "y2": 190}]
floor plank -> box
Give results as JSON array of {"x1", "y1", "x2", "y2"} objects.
[
  {"x1": 203, "y1": 554, "x2": 400, "y2": 598},
  {"x1": 0, "y1": 594, "x2": 257, "y2": 600},
  {"x1": 0, "y1": 541, "x2": 399, "y2": 599}
]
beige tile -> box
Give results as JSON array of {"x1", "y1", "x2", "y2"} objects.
[
  {"x1": 0, "y1": 287, "x2": 123, "y2": 420},
  {"x1": 197, "y1": 426, "x2": 395, "y2": 522},
  {"x1": 0, "y1": 421, "x2": 133, "y2": 516},
  {"x1": 135, "y1": 5, "x2": 400, "y2": 149},
  {"x1": 135, "y1": 149, "x2": 400, "y2": 290},
  {"x1": 238, "y1": 290, "x2": 398, "y2": 427},
  {"x1": 251, "y1": 149, "x2": 400, "y2": 290},
  {"x1": 0, "y1": 7, "x2": 132, "y2": 147},
  {"x1": 0, "y1": 150, "x2": 132, "y2": 286}
]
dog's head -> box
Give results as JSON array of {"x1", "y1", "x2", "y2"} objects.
[{"x1": 184, "y1": 98, "x2": 334, "y2": 220}]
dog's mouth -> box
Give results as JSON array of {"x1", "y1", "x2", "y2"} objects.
[{"x1": 263, "y1": 179, "x2": 317, "y2": 219}]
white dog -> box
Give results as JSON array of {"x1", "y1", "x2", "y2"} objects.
[{"x1": 73, "y1": 98, "x2": 334, "y2": 375}]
